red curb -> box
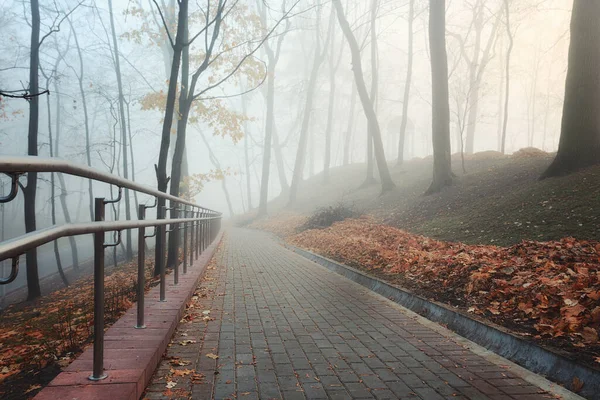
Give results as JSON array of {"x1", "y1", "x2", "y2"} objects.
[{"x1": 33, "y1": 230, "x2": 223, "y2": 400}]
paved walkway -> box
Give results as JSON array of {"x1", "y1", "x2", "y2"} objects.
[{"x1": 145, "y1": 228, "x2": 554, "y2": 400}]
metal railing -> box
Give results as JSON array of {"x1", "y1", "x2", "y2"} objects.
[{"x1": 0, "y1": 156, "x2": 222, "y2": 381}]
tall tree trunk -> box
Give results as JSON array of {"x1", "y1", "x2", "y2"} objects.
[
  {"x1": 343, "y1": 82, "x2": 357, "y2": 166},
  {"x1": 271, "y1": 127, "x2": 289, "y2": 194},
  {"x1": 397, "y1": 0, "x2": 414, "y2": 165},
  {"x1": 154, "y1": 0, "x2": 187, "y2": 276},
  {"x1": 363, "y1": 0, "x2": 380, "y2": 186},
  {"x1": 199, "y1": 132, "x2": 235, "y2": 216},
  {"x1": 462, "y1": 1, "x2": 502, "y2": 154},
  {"x1": 527, "y1": 49, "x2": 541, "y2": 147},
  {"x1": 53, "y1": 79, "x2": 79, "y2": 271},
  {"x1": 258, "y1": 62, "x2": 276, "y2": 215},
  {"x1": 464, "y1": 5, "x2": 483, "y2": 155},
  {"x1": 288, "y1": 2, "x2": 332, "y2": 205},
  {"x1": 45, "y1": 79, "x2": 69, "y2": 288},
  {"x1": 323, "y1": 31, "x2": 344, "y2": 183},
  {"x1": 68, "y1": 17, "x2": 94, "y2": 221},
  {"x1": 496, "y1": 38, "x2": 504, "y2": 152},
  {"x1": 125, "y1": 100, "x2": 140, "y2": 212},
  {"x1": 256, "y1": 0, "x2": 290, "y2": 214},
  {"x1": 426, "y1": 0, "x2": 453, "y2": 194},
  {"x1": 241, "y1": 96, "x2": 253, "y2": 210},
  {"x1": 541, "y1": 0, "x2": 600, "y2": 178},
  {"x1": 333, "y1": 0, "x2": 395, "y2": 192},
  {"x1": 323, "y1": 67, "x2": 336, "y2": 183},
  {"x1": 500, "y1": 0, "x2": 513, "y2": 155},
  {"x1": 108, "y1": 0, "x2": 133, "y2": 260},
  {"x1": 25, "y1": 0, "x2": 41, "y2": 300},
  {"x1": 167, "y1": 12, "x2": 189, "y2": 269}
]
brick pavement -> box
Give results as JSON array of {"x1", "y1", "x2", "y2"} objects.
[{"x1": 145, "y1": 228, "x2": 555, "y2": 400}]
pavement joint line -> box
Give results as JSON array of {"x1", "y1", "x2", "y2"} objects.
[{"x1": 286, "y1": 241, "x2": 585, "y2": 400}]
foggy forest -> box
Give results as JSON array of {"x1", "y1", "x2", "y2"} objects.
[{"x1": 0, "y1": 0, "x2": 599, "y2": 399}]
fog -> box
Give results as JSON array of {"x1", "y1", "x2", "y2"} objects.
[{"x1": 0, "y1": 0, "x2": 572, "y2": 298}]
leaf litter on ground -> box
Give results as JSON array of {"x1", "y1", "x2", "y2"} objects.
[{"x1": 270, "y1": 215, "x2": 600, "y2": 365}]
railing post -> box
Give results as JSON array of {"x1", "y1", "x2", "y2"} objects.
[
  {"x1": 136, "y1": 205, "x2": 146, "y2": 329},
  {"x1": 195, "y1": 210, "x2": 200, "y2": 259},
  {"x1": 90, "y1": 197, "x2": 107, "y2": 381},
  {"x1": 173, "y1": 205, "x2": 179, "y2": 286},
  {"x1": 160, "y1": 205, "x2": 167, "y2": 302},
  {"x1": 200, "y1": 212, "x2": 210, "y2": 253},
  {"x1": 183, "y1": 205, "x2": 188, "y2": 274},
  {"x1": 199, "y1": 210, "x2": 205, "y2": 254},
  {"x1": 189, "y1": 207, "x2": 195, "y2": 265}
]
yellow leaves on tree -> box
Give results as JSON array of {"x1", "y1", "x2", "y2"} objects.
[
  {"x1": 181, "y1": 168, "x2": 236, "y2": 199},
  {"x1": 140, "y1": 88, "x2": 247, "y2": 143}
]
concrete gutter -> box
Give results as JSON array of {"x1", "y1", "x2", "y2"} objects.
[{"x1": 288, "y1": 245, "x2": 599, "y2": 400}]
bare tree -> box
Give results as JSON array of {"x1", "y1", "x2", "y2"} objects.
[
  {"x1": 426, "y1": 0, "x2": 453, "y2": 194},
  {"x1": 333, "y1": 0, "x2": 395, "y2": 192},
  {"x1": 323, "y1": 16, "x2": 344, "y2": 183},
  {"x1": 42, "y1": 66, "x2": 69, "y2": 287},
  {"x1": 257, "y1": 0, "x2": 290, "y2": 215},
  {"x1": 343, "y1": 81, "x2": 357, "y2": 166},
  {"x1": 108, "y1": 0, "x2": 133, "y2": 260},
  {"x1": 24, "y1": 0, "x2": 42, "y2": 300},
  {"x1": 289, "y1": 0, "x2": 333, "y2": 205},
  {"x1": 67, "y1": 16, "x2": 94, "y2": 221},
  {"x1": 500, "y1": 0, "x2": 514, "y2": 155},
  {"x1": 397, "y1": 0, "x2": 415, "y2": 166},
  {"x1": 448, "y1": 0, "x2": 502, "y2": 154},
  {"x1": 153, "y1": 0, "x2": 188, "y2": 275}
]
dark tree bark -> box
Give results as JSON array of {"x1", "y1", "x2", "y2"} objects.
[
  {"x1": 541, "y1": 0, "x2": 600, "y2": 178},
  {"x1": 500, "y1": 0, "x2": 513, "y2": 154},
  {"x1": 397, "y1": 0, "x2": 414, "y2": 165},
  {"x1": 166, "y1": 10, "x2": 190, "y2": 269},
  {"x1": 154, "y1": 0, "x2": 187, "y2": 276},
  {"x1": 426, "y1": 0, "x2": 453, "y2": 194},
  {"x1": 108, "y1": 0, "x2": 133, "y2": 260},
  {"x1": 25, "y1": 0, "x2": 41, "y2": 300},
  {"x1": 333, "y1": 0, "x2": 395, "y2": 192}
]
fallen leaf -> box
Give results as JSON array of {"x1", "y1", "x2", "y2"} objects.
[
  {"x1": 206, "y1": 353, "x2": 219, "y2": 359},
  {"x1": 572, "y1": 377, "x2": 584, "y2": 393},
  {"x1": 582, "y1": 327, "x2": 598, "y2": 344},
  {"x1": 24, "y1": 384, "x2": 41, "y2": 394},
  {"x1": 166, "y1": 381, "x2": 177, "y2": 389}
]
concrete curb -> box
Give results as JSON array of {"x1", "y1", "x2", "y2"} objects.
[
  {"x1": 33, "y1": 231, "x2": 224, "y2": 400},
  {"x1": 288, "y1": 245, "x2": 599, "y2": 400}
]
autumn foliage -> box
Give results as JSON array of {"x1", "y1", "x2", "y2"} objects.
[
  {"x1": 0, "y1": 258, "x2": 158, "y2": 396},
  {"x1": 262, "y1": 216, "x2": 600, "y2": 363}
]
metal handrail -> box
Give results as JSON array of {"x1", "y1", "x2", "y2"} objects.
[
  {"x1": 0, "y1": 156, "x2": 222, "y2": 382},
  {"x1": 0, "y1": 217, "x2": 219, "y2": 261},
  {"x1": 0, "y1": 156, "x2": 218, "y2": 211}
]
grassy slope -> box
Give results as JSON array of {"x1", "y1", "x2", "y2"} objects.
[{"x1": 258, "y1": 150, "x2": 600, "y2": 246}]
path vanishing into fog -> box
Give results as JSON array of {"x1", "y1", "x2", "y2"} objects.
[{"x1": 145, "y1": 229, "x2": 557, "y2": 399}]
